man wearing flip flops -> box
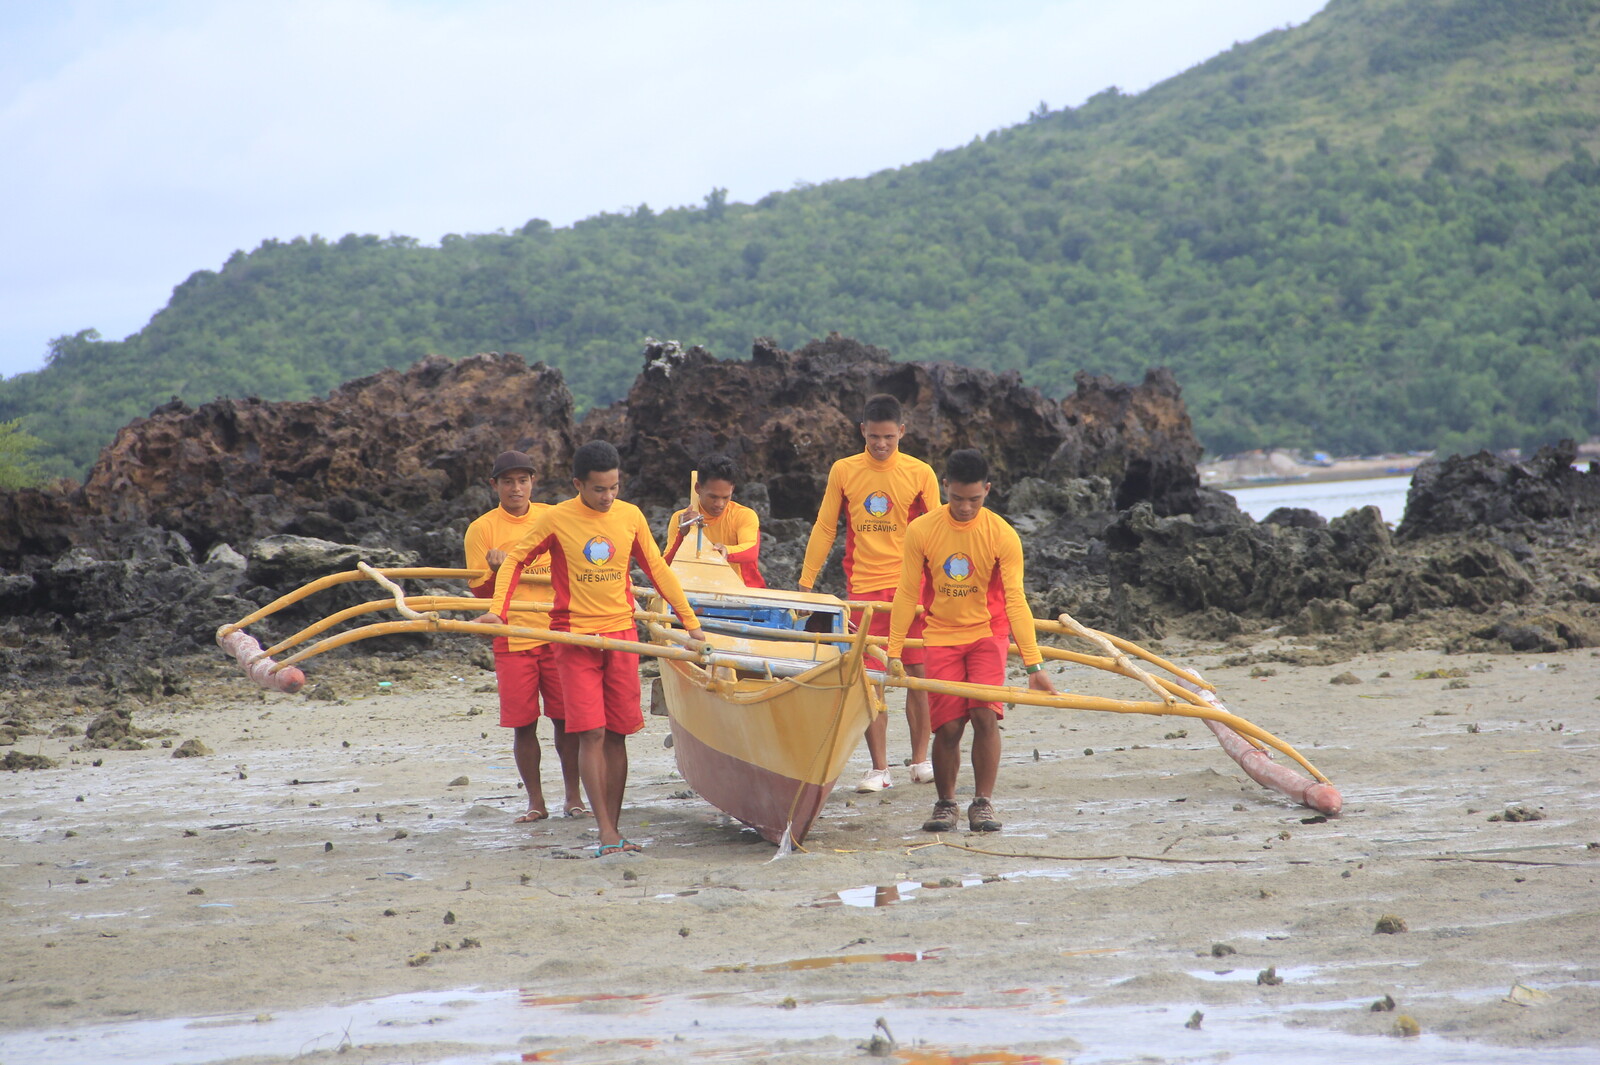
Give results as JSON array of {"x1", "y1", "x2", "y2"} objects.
[
  {"x1": 464, "y1": 450, "x2": 586, "y2": 825},
  {"x1": 886, "y1": 449, "x2": 1056, "y2": 834},
  {"x1": 474, "y1": 441, "x2": 705, "y2": 857},
  {"x1": 800, "y1": 393, "x2": 940, "y2": 793}
]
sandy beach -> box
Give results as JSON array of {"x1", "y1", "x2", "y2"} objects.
[{"x1": 2, "y1": 634, "x2": 1598, "y2": 1064}]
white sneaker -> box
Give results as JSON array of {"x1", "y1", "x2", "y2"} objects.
[
  {"x1": 855, "y1": 768, "x2": 892, "y2": 793},
  {"x1": 909, "y1": 761, "x2": 935, "y2": 784}
]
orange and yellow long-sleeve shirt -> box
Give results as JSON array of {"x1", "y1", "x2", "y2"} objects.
[
  {"x1": 800, "y1": 450, "x2": 940, "y2": 595},
  {"x1": 491, "y1": 497, "x2": 700, "y2": 636},
  {"x1": 464, "y1": 502, "x2": 552, "y2": 652},
  {"x1": 663, "y1": 500, "x2": 765, "y2": 587},
  {"x1": 887, "y1": 504, "x2": 1043, "y2": 665}
]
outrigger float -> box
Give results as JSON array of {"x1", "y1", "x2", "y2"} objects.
[{"x1": 217, "y1": 547, "x2": 1341, "y2": 849}]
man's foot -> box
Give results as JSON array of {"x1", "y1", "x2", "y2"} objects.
[
  {"x1": 909, "y1": 761, "x2": 935, "y2": 784},
  {"x1": 594, "y1": 838, "x2": 645, "y2": 858},
  {"x1": 514, "y1": 808, "x2": 550, "y2": 824},
  {"x1": 856, "y1": 768, "x2": 892, "y2": 793},
  {"x1": 563, "y1": 803, "x2": 589, "y2": 818},
  {"x1": 968, "y1": 797, "x2": 1003, "y2": 832},
  {"x1": 922, "y1": 799, "x2": 959, "y2": 833}
]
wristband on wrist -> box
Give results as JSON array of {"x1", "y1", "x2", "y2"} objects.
[{"x1": 1024, "y1": 662, "x2": 1044, "y2": 675}]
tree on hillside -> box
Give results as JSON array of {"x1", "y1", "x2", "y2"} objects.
[{"x1": 0, "y1": 418, "x2": 45, "y2": 489}]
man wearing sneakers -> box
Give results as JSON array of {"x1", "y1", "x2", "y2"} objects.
[
  {"x1": 800, "y1": 393, "x2": 940, "y2": 793},
  {"x1": 886, "y1": 449, "x2": 1056, "y2": 834},
  {"x1": 464, "y1": 450, "x2": 583, "y2": 823}
]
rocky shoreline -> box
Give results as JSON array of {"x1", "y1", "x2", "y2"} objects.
[{"x1": 3, "y1": 336, "x2": 1600, "y2": 696}]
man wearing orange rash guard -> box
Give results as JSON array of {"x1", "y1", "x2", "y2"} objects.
[
  {"x1": 464, "y1": 450, "x2": 583, "y2": 823},
  {"x1": 472, "y1": 441, "x2": 706, "y2": 857},
  {"x1": 887, "y1": 448, "x2": 1057, "y2": 834},
  {"x1": 663, "y1": 453, "x2": 765, "y2": 587},
  {"x1": 800, "y1": 393, "x2": 940, "y2": 793}
]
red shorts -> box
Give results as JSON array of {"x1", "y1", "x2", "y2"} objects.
[
  {"x1": 494, "y1": 646, "x2": 565, "y2": 728},
  {"x1": 926, "y1": 635, "x2": 1009, "y2": 731},
  {"x1": 552, "y1": 630, "x2": 643, "y2": 735},
  {"x1": 851, "y1": 587, "x2": 925, "y2": 666}
]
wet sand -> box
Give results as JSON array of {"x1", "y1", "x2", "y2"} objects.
[{"x1": 2, "y1": 638, "x2": 1598, "y2": 1063}]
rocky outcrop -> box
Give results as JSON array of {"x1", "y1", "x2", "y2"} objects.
[
  {"x1": 1104, "y1": 502, "x2": 1395, "y2": 621},
  {"x1": 1398, "y1": 441, "x2": 1600, "y2": 540},
  {"x1": 1054, "y1": 368, "x2": 1204, "y2": 515},
  {"x1": 77, "y1": 353, "x2": 577, "y2": 556},
  {"x1": 602, "y1": 335, "x2": 1202, "y2": 518}
]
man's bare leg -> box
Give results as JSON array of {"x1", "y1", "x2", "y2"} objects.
[
  {"x1": 511, "y1": 723, "x2": 548, "y2": 822},
  {"x1": 864, "y1": 711, "x2": 890, "y2": 772},
  {"x1": 968, "y1": 707, "x2": 1001, "y2": 799},
  {"x1": 931, "y1": 717, "x2": 967, "y2": 801},
  {"x1": 576, "y1": 727, "x2": 621, "y2": 847},
  {"x1": 905, "y1": 666, "x2": 931, "y2": 765},
  {"x1": 602, "y1": 729, "x2": 628, "y2": 831},
  {"x1": 551, "y1": 718, "x2": 584, "y2": 814}
]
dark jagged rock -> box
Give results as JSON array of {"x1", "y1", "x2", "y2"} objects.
[
  {"x1": 1349, "y1": 540, "x2": 1534, "y2": 619},
  {"x1": 1262, "y1": 507, "x2": 1326, "y2": 530},
  {"x1": 600, "y1": 335, "x2": 1203, "y2": 519},
  {"x1": 1105, "y1": 502, "x2": 1393, "y2": 619},
  {"x1": 0, "y1": 354, "x2": 576, "y2": 573},
  {"x1": 1398, "y1": 441, "x2": 1600, "y2": 541},
  {"x1": 1053, "y1": 368, "x2": 1203, "y2": 516},
  {"x1": 1470, "y1": 610, "x2": 1600, "y2": 653},
  {"x1": 78, "y1": 353, "x2": 578, "y2": 555},
  {"x1": 245, "y1": 535, "x2": 418, "y2": 590}
]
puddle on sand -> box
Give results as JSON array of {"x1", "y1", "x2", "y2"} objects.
[
  {"x1": 5, "y1": 984, "x2": 1595, "y2": 1065},
  {"x1": 815, "y1": 878, "x2": 987, "y2": 907},
  {"x1": 813, "y1": 867, "x2": 1140, "y2": 908},
  {"x1": 706, "y1": 948, "x2": 944, "y2": 973}
]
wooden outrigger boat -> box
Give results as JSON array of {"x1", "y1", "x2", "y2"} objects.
[
  {"x1": 215, "y1": 553, "x2": 1342, "y2": 850},
  {"x1": 640, "y1": 550, "x2": 877, "y2": 847}
]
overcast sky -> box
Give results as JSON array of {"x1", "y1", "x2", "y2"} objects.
[{"x1": 0, "y1": 0, "x2": 1328, "y2": 380}]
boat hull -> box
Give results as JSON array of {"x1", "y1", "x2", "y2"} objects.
[
  {"x1": 659, "y1": 653, "x2": 872, "y2": 845},
  {"x1": 650, "y1": 553, "x2": 874, "y2": 846}
]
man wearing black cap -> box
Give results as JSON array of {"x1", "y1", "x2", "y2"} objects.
[{"x1": 465, "y1": 451, "x2": 584, "y2": 823}]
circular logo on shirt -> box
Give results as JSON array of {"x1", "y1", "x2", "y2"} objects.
[
  {"x1": 863, "y1": 491, "x2": 892, "y2": 517},
  {"x1": 942, "y1": 553, "x2": 973, "y2": 581},
  {"x1": 582, "y1": 536, "x2": 615, "y2": 565}
]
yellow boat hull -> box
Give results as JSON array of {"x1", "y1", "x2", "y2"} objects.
[{"x1": 649, "y1": 553, "x2": 875, "y2": 846}]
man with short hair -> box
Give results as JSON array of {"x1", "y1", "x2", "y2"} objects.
[
  {"x1": 663, "y1": 453, "x2": 765, "y2": 587},
  {"x1": 800, "y1": 393, "x2": 939, "y2": 792},
  {"x1": 474, "y1": 441, "x2": 706, "y2": 856},
  {"x1": 887, "y1": 448, "x2": 1056, "y2": 834},
  {"x1": 464, "y1": 450, "x2": 583, "y2": 822}
]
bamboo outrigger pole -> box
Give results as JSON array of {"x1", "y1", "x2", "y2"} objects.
[
  {"x1": 216, "y1": 565, "x2": 1341, "y2": 815},
  {"x1": 870, "y1": 611, "x2": 1342, "y2": 816}
]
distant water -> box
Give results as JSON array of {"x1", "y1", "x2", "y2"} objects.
[{"x1": 1225, "y1": 474, "x2": 1413, "y2": 523}]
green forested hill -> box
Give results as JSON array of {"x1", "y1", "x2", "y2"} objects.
[{"x1": 5, "y1": 0, "x2": 1600, "y2": 479}]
